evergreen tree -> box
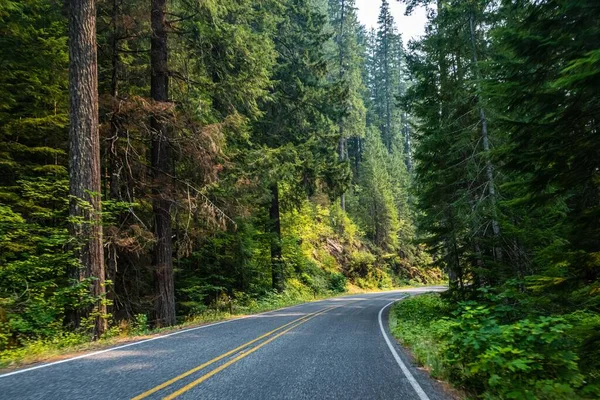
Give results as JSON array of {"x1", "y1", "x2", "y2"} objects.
[
  {"x1": 253, "y1": 0, "x2": 346, "y2": 290},
  {"x1": 68, "y1": 0, "x2": 107, "y2": 337},
  {"x1": 357, "y1": 127, "x2": 399, "y2": 250},
  {"x1": 405, "y1": 0, "x2": 504, "y2": 287},
  {"x1": 0, "y1": 0, "x2": 77, "y2": 345},
  {"x1": 326, "y1": 0, "x2": 366, "y2": 209},
  {"x1": 488, "y1": 0, "x2": 600, "y2": 301},
  {"x1": 372, "y1": 0, "x2": 404, "y2": 152}
]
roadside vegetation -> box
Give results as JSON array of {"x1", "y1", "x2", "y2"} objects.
[{"x1": 391, "y1": 292, "x2": 600, "y2": 399}]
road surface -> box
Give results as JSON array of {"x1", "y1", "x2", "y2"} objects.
[{"x1": 0, "y1": 287, "x2": 450, "y2": 400}]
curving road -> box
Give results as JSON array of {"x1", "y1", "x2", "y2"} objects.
[{"x1": 0, "y1": 287, "x2": 450, "y2": 400}]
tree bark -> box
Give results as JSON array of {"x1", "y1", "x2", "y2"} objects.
[
  {"x1": 269, "y1": 183, "x2": 284, "y2": 292},
  {"x1": 151, "y1": 0, "x2": 175, "y2": 327},
  {"x1": 106, "y1": 0, "x2": 122, "y2": 318},
  {"x1": 339, "y1": 137, "x2": 345, "y2": 211},
  {"x1": 68, "y1": 0, "x2": 107, "y2": 338}
]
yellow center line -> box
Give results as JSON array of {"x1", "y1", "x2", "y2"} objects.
[
  {"x1": 131, "y1": 306, "x2": 337, "y2": 400},
  {"x1": 162, "y1": 305, "x2": 338, "y2": 400}
]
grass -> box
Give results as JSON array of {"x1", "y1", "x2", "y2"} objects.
[{"x1": 389, "y1": 293, "x2": 452, "y2": 381}]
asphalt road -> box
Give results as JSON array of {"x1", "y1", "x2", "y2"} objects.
[{"x1": 0, "y1": 287, "x2": 450, "y2": 400}]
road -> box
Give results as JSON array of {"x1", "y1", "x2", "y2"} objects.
[{"x1": 0, "y1": 287, "x2": 450, "y2": 400}]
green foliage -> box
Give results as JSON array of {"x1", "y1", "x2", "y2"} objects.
[
  {"x1": 390, "y1": 294, "x2": 452, "y2": 379},
  {"x1": 327, "y1": 272, "x2": 347, "y2": 293},
  {"x1": 132, "y1": 314, "x2": 149, "y2": 336},
  {"x1": 393, "y1": 293, "x2": 600, "y2": 399},
  {"x1": 353, "y1": 127, "x2": 400, "y2": 250},
  {"x1": 403, "y1": 2, "x2": 599, "y2": 395},
  {"x1": 348, "y1": 250, "x2": 377, "y2": 286},
  {"x1": 0, "y1": 186, "x2": 82, "y2": 350},
  {"x1": 447, "y1": 305, "x2": 583, "y2": 399},
  {"x1": 0, "y1": 0, "x2": 80, "y2": 350}
]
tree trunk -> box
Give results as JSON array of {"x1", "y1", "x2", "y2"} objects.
[
  {"x1": 269, "y1": 183, "x2": 283, "y2": 292},
  {"x1": 339, "y1": 136, "x2": 345, "y2": 211},
  {"x1": 151, "y1": 0, "x2": 175, "y2": 327},
  {"x1": 106, "y1": 0, "x2": 120, "y2": 319},
  {"x1": 68, "y1": 0, "x2": 107, "y2": 338},
  {"x1": 354, "y1": 136, "x2": 361, "y2": 179},
  {"x1": 403, "y1": 112, "x2": 413, "y2": 173}
]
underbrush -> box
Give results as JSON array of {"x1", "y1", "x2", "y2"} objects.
[{"x1": 390, "y1": 292, "x2": 600, "y2": 399}]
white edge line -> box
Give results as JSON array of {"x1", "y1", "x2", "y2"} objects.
[
  {"x1": 0, "y1": 298, "x2": 330, "y2": 379},
  {"x1": 378, "y1": 298, "x2": 431, "y2": 400}
]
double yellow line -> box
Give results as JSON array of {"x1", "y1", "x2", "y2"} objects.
[{"x1": 132, "y1": 305, "x2": 338, "y2": 400}]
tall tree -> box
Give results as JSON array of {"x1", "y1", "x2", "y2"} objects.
[
  {"x1": 488, "y1": 0, "x2": 600, "y2": 299},
  {"x1": 254, "y1": 0, "x2": 346, "y2": 291},
  {"x1": 373, "y1": 0, "x2": 403, "y2": 152},
  {"x1": 467, "y1": 2, "x2": 501, "y2": 261},
  {"x1": 150, "y1": 0, "x2": 175, "y2": 327},
  {"x1": 326, "y1": 0, "x2": 367, "y2": 210},
  {"x1": 357, "y1": 126, "x2": 400, "y2": 250},
  {"x1": 406, "y1": 0, "x2": 491, "y2": 286},
  {"x1": 68, "y1": 0, "x2": 107, "y2": 337}
]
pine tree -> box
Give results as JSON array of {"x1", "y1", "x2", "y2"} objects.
[
  {"x1": 373, "y1": 0, "x2": 403, "y2": 152},
  {"x1": 406, "y1": 0, "x2": 498, "y2": 286},
  {"x1": 253, "y1": 0, "x2": 346, "y2": 290},
  {"x1": 357, "y1": 127, "x2": 399, "y2": 250},
  {"x1": 487, "y1": 0, "x2": 600, "y2": 298},
  {"x1": 326, "y1": 0, "x2": 367, "y2": 210},
  {"x1": 68, "y1": 0, "x2": 107, "y2": 337},
  {"x1": 0, "y1": 0, "x2": 77, "y2": 346}
]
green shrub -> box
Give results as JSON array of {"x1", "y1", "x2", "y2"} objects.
[
  {"x1": 348, "y1": 250, "x2": 377, "y2": 278},
  {"x1": 133, "y1": 314, "x2": 149, "y2": 335},
  {"x1": 392, "y1": 293, "x2": 592, "y2": 399},
  {"x1": 328, "y1": 272, "x2": 347, "y2": 293},
  {"x1": 448, "y1": 303, "x2": 583, "y2": 399}
]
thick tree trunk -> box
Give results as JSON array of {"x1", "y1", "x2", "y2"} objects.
[
  {"x1": 151, "y1": 0, "x2": 175, "y2": 327},
  {"x1": 68, "y1": 0, "x2": 107, "y2": 338},
  {"x1": 269, "y1": 183, "x2": 283, "y2": 292}
]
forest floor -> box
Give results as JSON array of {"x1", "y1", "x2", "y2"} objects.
[{"x1": 0, "y1": 284, "x2": 432, "y2": 372}]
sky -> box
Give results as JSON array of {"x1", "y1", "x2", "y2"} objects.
[{"x1": 355, "y1": 0, "x2": 430, "y2": 43}]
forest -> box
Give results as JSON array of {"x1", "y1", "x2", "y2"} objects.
[{"x1": 0, "y1": 0, "x2": 598, "y2": 398}]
